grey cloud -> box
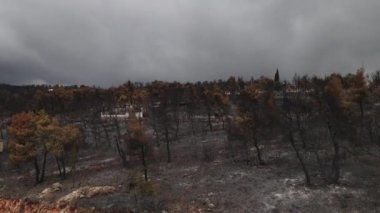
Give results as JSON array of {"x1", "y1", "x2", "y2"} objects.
[{"x1": 1, "y1": 0, "x2": 380, "y2": 86}]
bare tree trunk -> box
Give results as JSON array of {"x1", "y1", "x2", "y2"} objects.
[
  {"x1": 296, "y1": 114, "x2": 307, "y2": 149},
  {"x1": 102, "y1": 122, "x2": 112, "y2": 148},
  {"x1": 207, "y1": 110, "x2": 213, "y2": 132},
  {"x1": 91, "y1": 122, "x2": 100, "y2": 148},
  {"x1": 153, "y1": 127, "x2": 160, "y2": 146},
  {"x1": 141, "y1": 145, "x2": 148, "y2": 181},
  {"x1": 190, "y1": 117, "x2": 196, "y2": 136},
  {"x1": 70, "y1": 143, "x2": 78, "y2": 188},
  {"x1": 174, "y1": 110, "x2": 180, "y2": 139},
  {"x1": 243, "y1": 139, "x2": 250, "y2": 165},
  {"x1": 175, "y1": 119, "x2": 180, "y2": 139},
  {"x1": 221, "y1": 114, "x2": 226, "y2": 130},
  {"x1": 313, "y1": 149, "x2": 325, "y2": 177},
  {"x1": 165, "y1": 127, "x2": 171, "y2": 163},
  {"x1": 228, "y1": 137, "x2": 236, "y2": 161},
  {"x1": 115, "y1": 136, "x2": 127, "y2": 167},
  {"x1": 187, "y1": 109, "x2": 196, "y2": 135},
  {"x1": 34, "y1": 157, "x2": 40, "y2": 184},
  {"x1": 313, "y1": 134, "x2": 326, "y2": 180},
  {"x1": 253, "y1": 136, "x2": 265, "y2": 165},
  {"x1": 289, "y1": 130, "x2": 311, "y2": 186},
  {"x1": 366, "y1": 120, "x2": 374, "y2": 144},
  {"x1": 41, "y1": 151, "x2": 47, "y2": 182},
  {"x1": 114, "y1": 119, "x2": 127, "y2": 167},
  {"x1": 56, "y1": 157, "x2": 62, "y2": 178},
  {"x1": 330, "y1": 137, "x2": 340, "y2": 183},
  {"x1": 327, "y1": 125, "x2": 340, "y2": 184},
  {"x1": 33, "y1": 153, "x2": 47, "y2": 183},
  {"x1": 359, "y1": 100, "x2": 364, "y2": 119},
  {"x1": 61, "y1": 158, "x2": 66, "y2": 179}
]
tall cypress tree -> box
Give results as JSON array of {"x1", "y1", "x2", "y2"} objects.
[{"x1": 274, "y1": 69, "x2": 280, "y2": 83}]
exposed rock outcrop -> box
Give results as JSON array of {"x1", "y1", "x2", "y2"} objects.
[
  {"x1": 57, "y1": 186, "x2": 116, "y2": 207},
  {"x1": 39, "y1": 182, "x2": 63, "y2": 199}
]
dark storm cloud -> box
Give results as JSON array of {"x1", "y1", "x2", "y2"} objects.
[{"x1": 1, "y1": 0, "x2": 380, "y2": 86}]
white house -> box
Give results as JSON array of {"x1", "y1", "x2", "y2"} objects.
[{"x1": 101, "y1": 104, "x2": 144, "y2": 120}]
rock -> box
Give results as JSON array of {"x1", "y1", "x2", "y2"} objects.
[
  {"x1": 57, "y1": 186, "x2": 116, "y2": 207},
  {"x1": 52, "y1": 182, "x2": 63, "y2": 191},
  {"x1": 38, "y1": 182, "x2": 63, "y2": 199},
  {"x1": 208, "y1": 203, "x2": 215, "y2": 208},
  {"x1": 16, "y1": 176, "x2": 24, "y2": 181},
  {"x1": 207, "y1": 192, "x2": 215, "y2": 196},
  {"x1": 205, "y1": 198, "x2": 215, "y2": 209}
]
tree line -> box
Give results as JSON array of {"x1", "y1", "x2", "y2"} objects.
[{"x1": 1, "y1": 69, "x2": 380, "y2": 185}]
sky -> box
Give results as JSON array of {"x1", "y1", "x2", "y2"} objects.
[{"x1": 1, "y1": 0, "x2": 380, "y2": 86}]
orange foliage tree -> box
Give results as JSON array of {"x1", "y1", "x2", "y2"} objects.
[{"x1": 8, "y1": 111, "x2": 80, "y2": 183}]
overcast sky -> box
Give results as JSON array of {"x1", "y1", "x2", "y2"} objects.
[{"x1": 1, "y1": 0, "x2": 380, "y2": 86}]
